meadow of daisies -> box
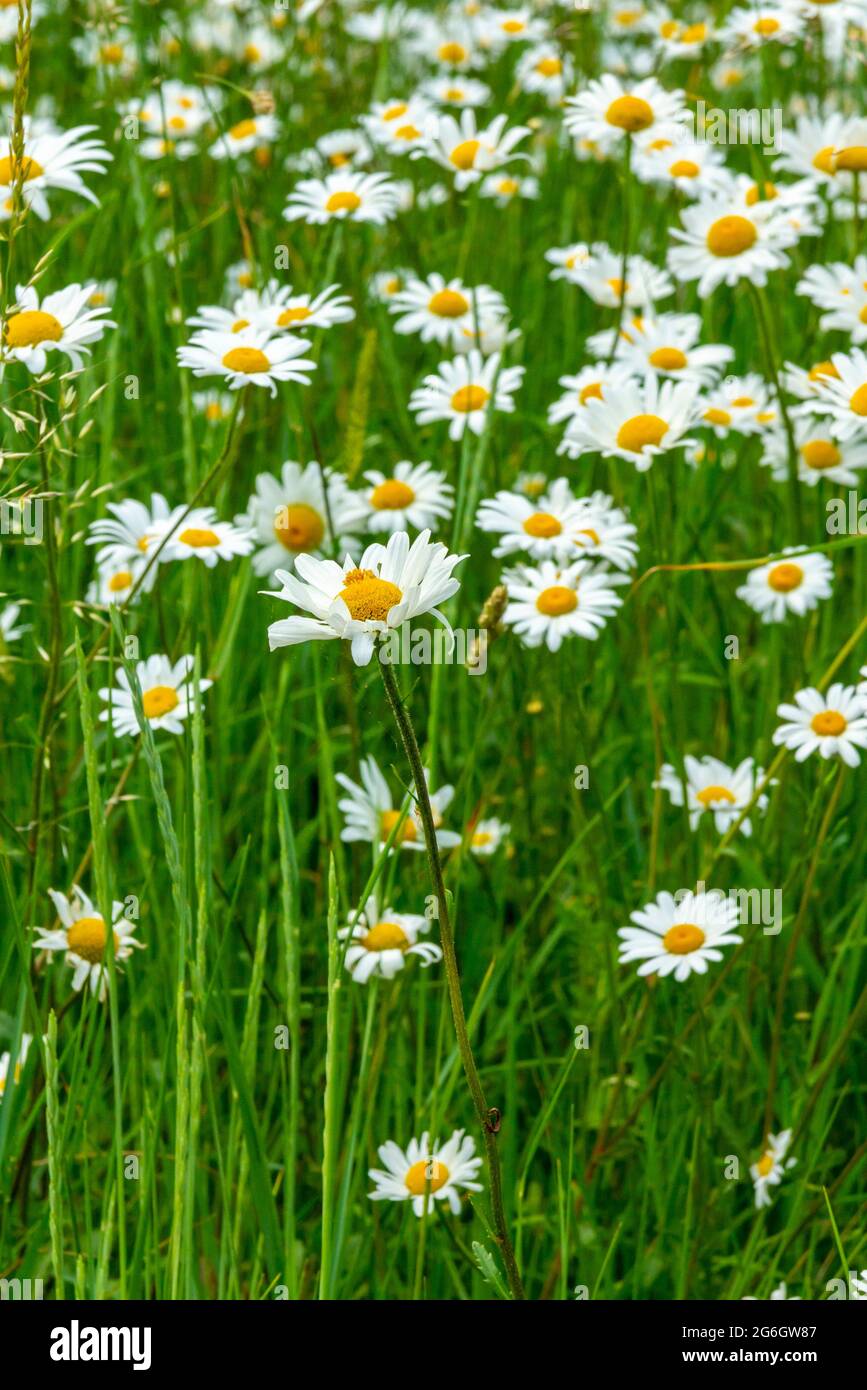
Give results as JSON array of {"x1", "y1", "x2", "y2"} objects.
[{"x1": 1, "y1": 0, "x2": 867, "y2": 1306}]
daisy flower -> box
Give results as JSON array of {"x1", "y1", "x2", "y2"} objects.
[
  {"x1": 723, "y1": 5, "x2": 805, "y2": 47},
  {"x1": 797, "y1": 348, "x2": 867, "y2": 440},
  {"x1": 0, "y1": 123, "x2": 112, "y2": 221},
  {"x1": 421, "y1": 77, "x2": 491, "y2": 108},
  {"x1": 668, "y1": 196, "x2": 800, "y2": 295},
  {"x1": 562, "y1": 374, "x2": 699, "y2": 470},
  {"x1": 361, "y1": 98, "x2": 433, "y2": 153},
  {"x1": 339, "y1": 894, "x2": 442, "y2": 982},
  {"x1": 409, "y1": 350, "x2": 524, "y2": 440},
  {"x1": 192, "y1": 389, "x2": 234, "y2": 424},
  {"x1": 618, "y1": 314, "x2": 734, "y2": 386},
  {"x1": 177, "y1": 328, "x2": 315, "y2": 395},
  {"x1": 99, "y1": 654, "x2": 212, "y2": 739},
  {"x1": 387, "y1": 273, "x2": 506, "y2": 347},
  {"x1": 209, "y1": 114, "x2": 279, "y2": 160},
  {"x1": 545, "y1": 242, "x2": 593, "y2": 282},
  {"x1": 148, "y1": 507, "x2": 254, "y2": 567},
  {"x1": 618, "y1": 888, "x2": 743, "y2": 982},
  {"x1": 262, "y1": 282, "x2": 355, "y2": 332},
  {"x1": 736, "y1": 550, "x2": 833, "y2": 623},
  {"x1": 797, "y1": 258, "x2": 867, "y2": 343},
  {"x1": 368, "y1": 1130, "x2": 483, "y2": 1216},
  {"x1": 33, "y1": 887, "x2": 144, "y2": 1001},
  {"x1": 369, "y1": 268, "x2": 412, "y2": 304},
  {"x1": 479, "y1": 173, "x2": 540, "y2": 206},
  {"x1": 469, "y1": 817, "x2": 510, "y2": 856},
  {"x1": 361, "y1": 461, "x2": 454, "y2": 535},
  {"x1": 760, "y1": 420, "x2": 867, "y2": 487},
  {"x1": 548, "y1": 362, "x2": 637, "y2": 428},
  {"x1": 0, "y1": 1034, "x2": 31, "y2": 1095},
  {"x1": 87, "y1": 560, "x2": 150, "y2": 608},
  {"x1": 335, "y1": 754, "x2": 462, "y2": 853},
  {"x1": 742, "y1": 1283, "x2": 801, "y2": 1301},
  {"x1": 86, "y1": 493, "x2": 173, "y2": 573},
  {"x1": 568, "y1": 244, "x2": 674, "y2": 309},
  {"x1": 501, "y1": 559, "x2": 623, "y2": 650},
  {"x1": 774, "y1": 112, "x2": 854, "y2": 186},
  {"x1": 773, "y1": 684, "x2": 867, "y2": 767},
  {"x1": 515, "y1": 46, "x2": 574, "y2": 105},
  {"x1": 3, "y1": 282, "x2": 115, "y2": 373},
  {"x1": 245, "y1": 459, "x2": 366, "y2": 577},
  {"x1": 655, "y1": 756, "x2": 770, "y2": 836},
  {"x1": 698, "y1": 373, "x2": 777, "y2": 436},
  {"x1": 414, "y1": 110, "x2": 531, "y2": 191},
  {"x1": 0, "y1": 600, "x2": 29, "y2": 643},
  {"x1": 265, "y1": 528, "x2": 465, "y2": 667},
  {"x1": 476, "y1": 478, "x2": 596, "y2": 563},
  {"x1": 633, "y1": 137, "x2": 727, "y2": 198},
  {"x1": 750, "y1": 1130, "x2": 796, "y2": 1209},
  {"x1": 564, "y1": 74, "x2": 689, "y2": 149},
  {"x1": 284, "y1": 170, "x2": 401, "y2": 225},
  {"x1": 569, "y1": 493, "x2": 640, "y2": 572}
]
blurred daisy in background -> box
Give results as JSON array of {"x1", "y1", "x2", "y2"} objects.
[
  {"x1": 361, "y1": 461, "x2": 454, "y2": 534},
  {"x1": 336, "y1": 754, "x2": 461, "y2": 853},
  {"x1": 245, "y1": 460, "x2": 366, "y2": 576},
  {"x1": 387, "y1": 273, "x2": 506, "y2": 347},
  {"x1": 148, "y1": 507, "x2": 253, "y2": 567},
  {"x1": 760, "y1": 420, "x2": 867, "y2": 487},
  {"x1": 0, "y1": 1034, "x2": 31, "y2": 1095},
  {"x1": 414, "y1": 110, "x2": 530, "y2": 191},
  {"x1": 99, "y1": 654, "x2": 212, "y2": 739},
  {"x1": 618, "y1": 888, "x2": 743, "y2": 981},
  {"x1": 0, "y1": 123, "x2": 111, "y2": 221},
  {"x1": 564, "y1": 74, "x2": 689, "y2": 148},
  {"x1": 468, "y1": 817, "x2": 510, "y2": 856},
  {"x1": 368, "y1": 1130, "x2": 483, "y2": 1216},
  {"x1": 655, "y1": 755, "x2": 770, "y2": 836},
  {"x1": 750, "y1": 1130, "x2": 796, "y2": 1208},
  {"x1": 0, "y1": 600, "x2": 30, "y2": 645},
  {"x1": 668, "y1": 196, "x2": 799, "y2": 294},
  {"x1": 339, "y1": 895, "x2": 442, "y2": 982},
  {"x1": 34, "y1": 887, "x2": 144, "y2": 1001},
  {"x1": 209, "y1": 113, "x2": 279, "y2": 160},
  {"x1": 284, "y1": 170, "x2": 401, "y2": 224},
  {"x1": 736, "y1": 550, "x2": 833, "y2": 623}
]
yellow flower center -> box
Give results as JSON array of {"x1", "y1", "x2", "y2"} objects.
[
  {"x1": 67, "y1": 916, "x2": 119, "y2": 965},
  {"x1": 405, "y1": 1159, "x2": 450, "y2": 1195},
  {"x1": 362, "y1": 920, "x2": 409, "y2": 952},
  {"x1": 276, "y1": 305, "x2": 312, "y2": 326},
  {"x1": 731, "y1": 396, "x2": 755, "y2": 407},
  {"x1": 221, "y1": 347, "x2": 270, "y2": 374},
  {"x1": 605, "y1": 95, "x2": 655, "y2": 132},
  {"x1": 801, "y1": 439, "x2": 841, "y2": 470},
  {"x1": 5, "y1": 310, "x2": 64, "y2": 348},
  {"x1": 616, "y1": 413, "x2": 669, "y2": 453},
  {"x1": 229, "y1": 119, "x2": 258, "y2": 141},
  {"x1": 849, "y1": 383, "x2": 867, "y2": 415},
  {"x1": 429, "y1": 288, "x2": 469, "y2": 318},
  {"x1": 450, "y1": 384, "x2": 488, "y2": 413},
  {"x1": 812, "y1": 145, "x2": 835, "y2": 174},
  {"x1": 339, "y1": 568, "x2": 403, "y2": 622},
  {"x1": 0, "y1": 153, "x2": 43, "y2": 185},
  {"x1": 99, "y1": 43, "x2": 124, "y2": 63},
  {"x1": 524, "y1": 512, "x2": 562, "y2": 540},
  {"x1": 329, "y1": 152, "x2": 350, "y2": 167},
  {"x1": 745, "y1": 181, "x2": 777, "y2": 206},
  {"x1": 706, "y1": 214, "x2": 757, "y2": 257},
  {"x1": 696, "y1": 785, "x2": 735, "y2": 807},
  {"x1": 370, "y1": 479, "x2": 415, "y2": 510},
  {"x1": 231, "y1": 318, "x2": 251, "y2": 333},
  {"x1": 108, "y1": 570, "x2": 133, "y2": 593},
  {"x1": 704, "y1": 407, "x2": 731, "y2": 426},
  {"x1": 649, "y1": 346, "x2": 688, "y2": 371},
  {"x1": 810, "y1": 709, "x2": 847, "y2": 736},
  {"x1": 274, "y1": 503, "x2": 325, "y2": 552},
  {"x1": 325, "y1": 190, "x2": 362, "y2": 213},
  {"x1": 753, "y1": 16, "x2": 780, "y2": 34},
  {"x1": 142, "y1": 685, "x2": 180, "y2": 719},
  {"x1": 381, "y1": 808, "x2": 417, "y2": 844},
  {"x1": 669, "y1": 159, "x2": 700, "y2": 178},
  {"x1": 576, "y1": 527, "x2": 601, "y2": 546},
  {"x1": 808, "y1": 360, "x2": 838, "y2": 381},
  {"x1": 502, "y1": 19, "x2": 525, "y2": 32},
  {"x1": 472, "y1": 830, "x2": 492, "y2": 847},
  {"x1": 536, "y1": 585, "x2": 577, "y2": 616},
  {"x1": 450, "y1": 139, "x2": 480, "y2": 170},
  {"x1": 580, "y1": 381, "x2": 603, "y2": 404},
  {"x1": 536, "y1": 57, "x2": 562, "y2": 76},
  {"x1": 243, "y1": 44, "x2": 261, "y2": 62},
  {"x1": 168, "y1": 115, "x2": 187, "y2": 131},
  {"x1": 445, "y1": 87, "x2": 464, "y2": 100},
  {"x1": 834, "y1": 145, "x2": 867, "y2": 173},
  {"x1": 607, "y1": 277, "x2": 629, "y2": 300},
  {"x1": 662, "y1": 923, "x2": 705, "y2": 955},
  {"x1": 680, "y1": 21, "x2": 706, "y2": 40},
  {"x1": 438, "y1": 42, "x2": 468, "y2": 63},
  {"x1": 394, "y1": 124, "x2": 421, "y2": 141},
  {"x1": 497, "y1": 178, "x2": 519, "y2": 195},
  {"x1": 756, "y1": 1153, "x2": 775, "y2": 1176},
  {"x1": 767, "y1": 562, "x2": 803, "y2": 592},
  {"x1": 383, "y1": 103, "x2": 408, "y2": 121},
  {"x1": 178, "y1": 527, "x2": 220, "y2": 548}
]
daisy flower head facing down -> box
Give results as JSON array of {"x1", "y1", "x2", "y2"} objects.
[
  {"x1": 265, "y1": 528, "x2": 466, "y2": 667},
  {"x1": 773, "y1": 683, "x2": 867, "y2": 767},
  {"x1": 368, "y1": 1129, "x2": 483, "y2": 1216},
  {"x1": 99, "y1": 654, "x2": 212, "y2": 739},
  {"x1": 751, "y1": 1130, "x2": 796, "y2": 1209},
  {"x1": 564, "y1": 74, "x2": 689, "y2": 150},
  {"x1": 361, "y1": 460, "x2": 454, "y2": 535},
  {"x1": 34, "y1": 886, "x2": 144, "y2": 1001},
  {"x1": 409, "y1": 349, "x2": 524, "y2": 440},
  {"x1": 414, "y1": 110, "x2": 531, "y2": 191},
  {"x1": 339, "y1": 894, "x2": 442, "y2": 983},
  {"x1": 177, "y1": 327, "x2": 315, "y2": 395},
  {"x1": 283, "y1": 170, "x2": 401, "y2": 225},
  {"x1": 501, "y1": 558, "x2": 623, "y2": 650},
  {"x1": 562, "y1": 374, "x2": 699, "y2": 470},
  {"x1": 618, "y1": 888, "x2": 743, "y2": 981},
  {"x1": 655, "y1": 755, "x2": 770, "y2": 836},
  {"x1": 3, "y1": 282, "x2": 115, "y2": 373},
  {"x1": 336, "y1": 754, "x2": 461, "y2": 854},
  {"x1": 245, "y1": 459, "x2": 367, "y2": 577},
  {"x1": 736, "y1": 550, "x2": 833, "y2": 624}
]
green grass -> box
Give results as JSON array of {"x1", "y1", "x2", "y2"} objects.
[{"x1": 0, "y1": 0, "x2": 865, "y2": 1302}]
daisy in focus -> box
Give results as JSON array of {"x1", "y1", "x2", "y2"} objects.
[
  {"x1": 99, "y1": 654, "x2": 212, "y2": 739},
  {"x1": 618, "y1": 889, "x2": 743, "y2": 982},
  {"x1": 33, "y1": 887, "x2": 144, "y2": 1001},
  {"x1": 336, "y1": 754, "x2": 461, "y2": 854},
  {"x1": 339, "y1": 895, "x2": 442, "y2": 983},
  {"x1": 148, "y1": 507, "x2": 254, "y2": 567},
  {"x1": 500, "y1": 559, "x2": 623, "y2": 650},
  {"x1": 360, "y1": 461, "x2": 454, "y2": 535},
  {"x1": 284, "y1": 170, "x2": 401, "y2": 225},
  {"x1": 564, "y1": 75, "x2": 689, "y2": 148},
  {"x1": 368, "y1": 1130, "x2": 483, "y2": 1216},
  {"x1": 387, "y1": 273, "x2": 506, "y2": 347},
  {"x1": 409, "y1": 350, "x2": 524, "y2": 439},
  {"x1": 476, "y1": 478, "x2": 601, "y2": 563},
  {"x1": 561, "y1": 374, "x2": 698, "y2": 469},
  {"x1": 245, "y1": 460, "x2": 366, "y2": 576},
  {"x1": 736, "y1": 551, "x2": 833, "y2": 624},
  {"x1": 265, "y1": 529, "x2": 465, "y2": 666},
  {"x1": 654, "y1": 756, "x2": 770, "y2": 836},
  {"x1": 3, "y1": 282, "x2": 115, "y2": 373},
  {"x1": 668, "y1": 196, "x2": 800, "y2": 295},
  {"x1": 177, "y1": 328, "x2": 315, "y2": 395},
  {"x1": 750, "y1": 1130, "x2": 796, "y2": 1209},
  {"x1": 773, "y1": 684, "x2": 867, "y2": 767}
]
